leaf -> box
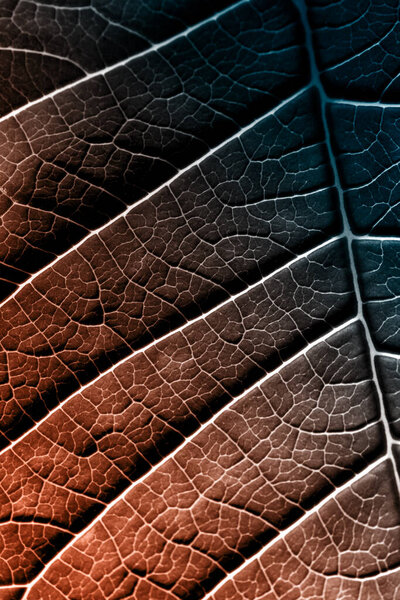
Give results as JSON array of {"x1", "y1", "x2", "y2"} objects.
[
  {"x1": 0, "y1": 0, "x2": 306, "y2": 297},
  {"x1": 0, "y1": 0, "x2": 237, "y2": 115},
  {"x1": 0, "y1": 0, "x2": 399, "y2": 599}
]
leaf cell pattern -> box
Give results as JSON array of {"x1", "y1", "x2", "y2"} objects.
[{"x1": 0, "y1": 1, "x2": 399, "y2": 599}]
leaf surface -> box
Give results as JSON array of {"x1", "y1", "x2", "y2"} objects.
[{"x1": 0, "y1": 0, "x2": 399, "y2": 599}]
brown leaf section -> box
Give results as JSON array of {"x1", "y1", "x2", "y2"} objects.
[
  {"x1": 15, "y1": 322, "x2": 383, "y2": 597},
  {"x1": 0, "y1": 239, "x2": 352, "y2": 443},
  {"x1": 211, "y1": 461, "x2": 400, "y2": 600},
  {"x1": 0, "y1": 241, "x2": 355, "y2": 585}
]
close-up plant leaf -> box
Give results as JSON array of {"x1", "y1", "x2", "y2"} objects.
[{"x1": 0, "y1": 0, "x2": 399, "y2": 598}]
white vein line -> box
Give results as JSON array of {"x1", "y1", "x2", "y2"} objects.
[
  {"x1": 377, "y1": 351, "x2": 400, "y2": 361},
  {"x1": 22, "y1": 316, "x2": 358, "y2": 596},
  {"x1": 0, "y1": 47, "x2": 85, "y2": 72},
  {"x1": 330, "y1": 98, "x2": 400, "y2": 109},
  {"x1": 0, "y1": 84, "x2": 309, "y2": 313},
  {"x1": 343, "y1": 163, "x2": 400, "y2": 193},
  {"x1": 0, "y1": 585, "x2": 23, "y2": 590},
  {"x1": 0, "y1": 233, "x2": 344, "y2": 460},
  {"x1": 293, "y1": 0, "x2": 400, "y2": 498},
  {"x1": 354, "y1": 235, "x2": 400, "y2": 242},
  {"x1": 201, "y1": 453, "x2": 389, "y2": 599},
  {"x1": 0, "y1": 0, "x2": 249, "y2": 127},
  {"x1": 367, "y1": 297, "x2": 399, "y2": 305}
]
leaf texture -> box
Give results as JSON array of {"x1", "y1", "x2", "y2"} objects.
[{"x1": 0, "y1": 0, "x2": 399, "y2": 599}]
